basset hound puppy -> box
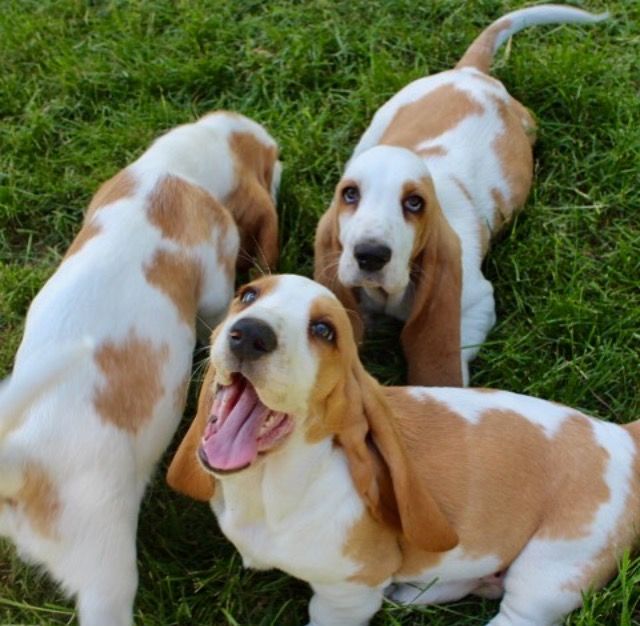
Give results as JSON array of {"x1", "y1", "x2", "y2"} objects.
[
  {"x1": 0, "y1": 111, "x2": 280, "y2": 626},
  {"x1": 168, "y1": 274, "x2": 639, "y2": 626},
  {"x1": 314, "y1": 5, "x2": 607, "y2": 387}
]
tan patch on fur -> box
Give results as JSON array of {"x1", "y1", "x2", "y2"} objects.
[
  {"x1": 224, "y1": 132, "x2": 279, "y2": 270},
  {"x1": 380, "y1": 84, "x2": 484, "y2": 151},
  {"x1": 230, "y1": 131, "x2": 277, "y2": 191},
  {"x1": 147, "y1": 175, "x2": 231, "y2": 246},
  {"x1": 566, "y1": 426, "x2": 640, "y2": 592},
  {"x1": 379, "y1": 391, "x2": 612, "y2": 577},
  {"x1": 344, "y1": 510, "x2": 402, "y2": 585},
  {"x1": 94, "y1": 332, "x2": 169, "y2": 433},
  {"x1": 86, "y1": 169, "x2": 136, "y2": 220},
  {"x1": 144, "y1": 250, "x2": 204, "y2": 328},
  {"x1": 490, "y1": 96, "x2": 534, "y2": 229},
  {"x1": 18, "y1": 464, "x2": 60, "y2": 539},
  {"x1": 64, "y1": 221, "x2": 102, "y2": 260},
  {"x1": 538, "y1": 415, "x2": 610, "y2": 540}
]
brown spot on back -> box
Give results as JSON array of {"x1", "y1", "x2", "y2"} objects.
[
  {"x1": 374, "y1": 391, "x2": 612, "y2": 577},
  {"x1": 380, "y1": 84, "x2": 485, "y2": 151},
  {"x1": 538, "y1": 415, "x2": 610, "y2": 540},
  {"x1": 18, "y1": 464, "x2": 60, "y2": 539},
  {"x1": 63, "y1": 222, "x2": 102, "y2": 260},
  {"x1": 94, "y1": 332, "x2": 169, "y2": 433},
  {"x1": 144, "y1": 250, "x2": 204, "y2": 328},
  {"x1": 86, "y1": 169, "x2": 136, "y2": 221},
  {"x1": 147, "y1": 175, "x2": 232, "y2": 247}
]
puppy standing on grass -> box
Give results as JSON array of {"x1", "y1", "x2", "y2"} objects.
[
  {"x1": 315, "y1": 5, "x2": 608, "y2": 387},
  {"x1": 169, "y1": 274, "x2": 639, "y2": 626},
  {"x1": 0, "y1": 111, "x2": 280, "y2": 626}
]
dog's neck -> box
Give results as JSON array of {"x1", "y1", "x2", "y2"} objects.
[{"x1": 214, "y1": 422, "x2": 344, "y2": 528}]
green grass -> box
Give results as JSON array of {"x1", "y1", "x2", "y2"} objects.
[{"x1": 1, "y1": 0, "x2": 639, "y2": 624}]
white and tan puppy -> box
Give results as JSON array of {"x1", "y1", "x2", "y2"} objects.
[
  {"x1": 169, "y1": 274, "x2": 639, "y2": 626},
  {"x1": 0, "y1": 111, "x2": 280, "y2": 626},
  {"x1": 315, "y1": 5, "x2": 607, "y2": 387}
]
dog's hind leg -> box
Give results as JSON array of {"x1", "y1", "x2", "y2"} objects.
[
  {"x1": 484, "y1": 539, "x2": 584, "y2": 626},
  {"x1": 58, "y1": 493, "x2": 139, "y2": 626}
]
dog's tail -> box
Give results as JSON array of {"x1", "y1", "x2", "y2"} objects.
[
  {"x1": 456, "y1": 4, "x2": 608, "y2": 74},
  {"x1": 0, "y1": 338, "x2": 94, "y2": 444}
]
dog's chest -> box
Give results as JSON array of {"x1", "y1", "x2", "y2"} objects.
[{"x1": 214, "y1": 466, "x2": 363, "y2": 583}]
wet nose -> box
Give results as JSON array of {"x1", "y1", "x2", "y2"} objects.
[
  {"x1": 228, "y1": 317, "x2": 278, "y2": 361},
  {"x1": 354, "y1": 242, "x2": 392, "y2": 272}
]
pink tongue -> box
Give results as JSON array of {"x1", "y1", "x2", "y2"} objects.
[{"x1": 200, "y1": 379, "x2": 269, "y2": 471}]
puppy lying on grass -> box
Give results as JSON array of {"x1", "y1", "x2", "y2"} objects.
[{"x1": 315, "y1": 4, "x2": 607, "y2": 387}]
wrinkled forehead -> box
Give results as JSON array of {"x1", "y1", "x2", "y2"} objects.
[
  {"x1": 343, "y1": 145, "x2": 429, "y2": 191},
  {"x1": 229, "y1": 274, "x2": 340, "y2": 328}
]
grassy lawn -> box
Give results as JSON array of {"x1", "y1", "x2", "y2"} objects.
[{"x1": 1, "y1": 0, "x2": 639, "y2": 624}]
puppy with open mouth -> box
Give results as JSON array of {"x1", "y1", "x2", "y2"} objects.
[{"x1": 168, "y1": 274, "x2": 640, "y2": 626}]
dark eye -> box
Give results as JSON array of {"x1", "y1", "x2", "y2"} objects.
[
  {"x1": 342, "y1": 186, "x2": 360, "y2": 205},
  {"x1": 402, "y1": 194, "x2": 424, "y2": 214},
  {"x1": 310, "y1": 321, "x2": 336, "y2": 343},
  {"x1": 240, "y1": 288, "x2": 258, "y2": 304}
]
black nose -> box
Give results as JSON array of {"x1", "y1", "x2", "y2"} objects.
[
  {"x1": 228, "y1": 317, "x2": 278, "y2": 361},
  {"x1": 354, "y1": 242, "x2": 392, "y2": 272}
]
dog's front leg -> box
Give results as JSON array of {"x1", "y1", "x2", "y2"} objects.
[{"x1": 305, "y1": 580, "x2": 386, "y2": 626}]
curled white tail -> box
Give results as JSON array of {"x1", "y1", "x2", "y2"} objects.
[
  {"x1": 0, "y1": 338, "x2": 94, "y2": 442},
  {"x1": 456, "y1": 4, "x2": 609, "y2": 73}
]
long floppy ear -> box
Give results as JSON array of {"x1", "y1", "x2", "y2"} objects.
[
  {"x1": 401, "y1": 210, "x2": 463, "y2": 386},
  {"x1": 166, "y1": 362, "x2": 216, "y2": 501},
  {"x1": 225, "y1": 180, "x2": 279, "y2": 272},
  {"x1": 336, "y1": 361, "x2": 458, "y2": 552},
  {"x1": 314, "y1": 207, "x2": 364, "y2": 342},
  {"x1": 226, "y1": 134, "x2": 280, "y2": 272}
]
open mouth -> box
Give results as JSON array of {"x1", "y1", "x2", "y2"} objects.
[{"x1": 198, "y1": 373, "x2": 293, "y2": 474}]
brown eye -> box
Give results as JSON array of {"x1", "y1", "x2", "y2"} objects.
[
  {"x1": 239, "y1": 288, "x2": 258, "y2": 304},
  {"x1": 403, "y1": 194, "x2": 424, "y2": 214},
  {"x1": 310, "y1": 321, "x2": 336, "y2": 343},
  {"x1": 342, "y1": 186, "x2": 360, "y2": 205}
]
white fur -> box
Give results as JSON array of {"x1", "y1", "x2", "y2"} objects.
[
  {"x1": 196, "y1": 275, "x2": 639, "y2": 626},
  {"x1": 0, "y1": 111, "x2": 280, "y2": 626}
]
